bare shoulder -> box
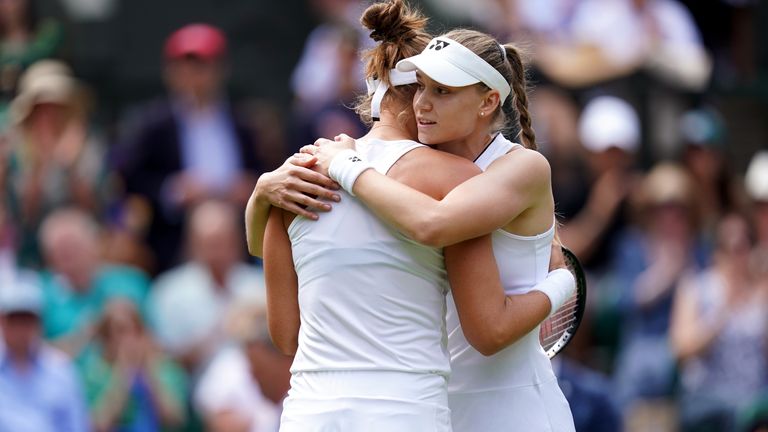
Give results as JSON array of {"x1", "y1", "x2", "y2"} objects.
[
  {"x1": 390, "y1": 147, "x2": 481, "y2": 199},
  {"x1": 495, "y1": 147, "x2": 551, "y2": 173},
  {"x1": 487, "y1": 148, "x2": 551, "y2": 186}
]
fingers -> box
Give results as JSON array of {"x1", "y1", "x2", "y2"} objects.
[
  {"x1": 282, "y1": 202, "x2": 320, "y2": 221},
  {"x1": 277, "y1": 191, "x2": 332, "y2": 219},
  {"x1": 300, "y1": 183, "x2": 341, "y2": 202},
  {"x1": 313, "y1": 137, "x2": 334, "y2": 147},
  {"x1": 283, "y1": 169, "x2": 340, "y2": 201},
  {"x1": 300, "y1": 144, "x2": 319, "y2": 155},
  {"x1": 291, "y1": 166, "x2": 340, "y2": 192},
  {"x1": 287, "y1": 153, "x2": 317, "y2": 167},
  {"x1": 334, "y1": 133, "x2": 355, "y2": 146}
]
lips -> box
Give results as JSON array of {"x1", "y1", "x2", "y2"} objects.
[{"x1": 417, "y1": 118, "x2": 436, "y2": 126}]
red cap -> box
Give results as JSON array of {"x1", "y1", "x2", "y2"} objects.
[{"x1": 164, "y1": 24, "x2": 227, "y2": 61}]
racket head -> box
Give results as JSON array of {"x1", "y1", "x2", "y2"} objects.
[{"x1": 540, "y1": 246, "x2": 587, "y2": 359}]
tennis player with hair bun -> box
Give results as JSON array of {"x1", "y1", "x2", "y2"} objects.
[
  {"x1": 294, "y1": 28, "x2": 576, "y2": 432},
  {"x1": 251, "y1": 1, "x2": 575, "y2": 431}
]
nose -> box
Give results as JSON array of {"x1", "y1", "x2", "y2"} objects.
[{"x1": 413, "y1": 88, "x2": 432, "y2": 113}]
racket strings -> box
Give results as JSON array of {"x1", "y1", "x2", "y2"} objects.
[
  {"x1": 541, "y1": 247, "x2": 588, "y2": 358},
  {"x1": 539, "y1": 293, "x2": 582, "y2": 351}
]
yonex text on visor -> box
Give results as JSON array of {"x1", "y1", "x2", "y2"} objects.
[{"x1": 396, "y1": 37, "x2": 511, "y2": 102}]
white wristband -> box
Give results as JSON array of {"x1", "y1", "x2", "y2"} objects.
[
  {"x1": 328, "y1": 149, "x2": 373, "y2": 196},
  {"x1": 533, "y1": 268, "x2": 576, "y2": 316}
]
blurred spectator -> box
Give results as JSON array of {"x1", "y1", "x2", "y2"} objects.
[
  {"x1": 0, "y1": 0, "x2": 63, "y2": 122},
  {"x1": 38, "y1": 208, "x2": 150, "y2": 357},
  {"x1": 739, "y1": 392, "x2": 768, "y2": 432},
  {"x1": 113, "y1": 23, "x2": 262, "y2": 274},
  {"x1": 98, "y1": 194, "x2": 157, "y2": 275},
  {"x1": 746, "y1": 151, "x2": 768, "y2": 251},
  {"x1": 559, "y1": 95, "x2": 641, "y2": 273},
  {"x1": 507, "y1": 0, "x2": 579, "y2": 40},
  {"x1": 554, "y1": 357, "x2": 623, "y2": 432},
  {"x1": 679, "y1": 0, "x2": 759, "y2": 88},
  {"x1": 77, "y1": 299, "x2": 187, "y2": 432},
  {"x1": 58, "y1": 0, "x2": 118, "y2": 22},
  {"x1": 532, "y1": 0, "x2": 713, "y2": 160},
  {"x1": 3, "y1": 59, "x2": 108, "y2": 268},
  {"x1": 610, "y1": 162, "x2": 708, "y2": 430},
  {"x1": 0, "y1": 274, "x2": 89, "y2": 432},
  {"x1": 148, "y1": 200, "x2": 266, "y2": 374},
  {"x1": 288, "y1": 0, "x2": 367, "y2": 152},
  {"x1": 0, "y1": 169, "x2": 13, "y2": 261},
  {"x1": 671, "y1": 213, "x2": 768, "y2": 432},
  {"x1": 290, "y1": 0, "x2": 366, "y2": 112},
  {"x1": 534, "y1": 0, "x2": 711, "y2": 91},
  {"x1": 531, "y1": 87, "x2": 591, "y2": 226},
  {"x1": 194, "y1": 305, "x2": 290, "y2": 432},
  {"x1": 678, "y1": 106, "x2": 743, "y2": 238}
]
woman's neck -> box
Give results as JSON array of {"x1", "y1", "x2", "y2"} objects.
[
  {"x1": 437, "y1": 129, "x2": 495, "y2": 161},
  {"x1": 363, "y1": 115, "x2": 412, "y2": 142}
]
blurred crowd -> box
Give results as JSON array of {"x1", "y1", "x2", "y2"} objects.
[{"x1": 0, "y1": 0, "x2": 767, "y2": 431}]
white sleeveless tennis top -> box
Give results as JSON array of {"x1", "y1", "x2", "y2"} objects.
[
  {"x1": 446, "y1": 133, "x2": 557, "y2": 392},
  {"x1": 288, "y1": 139, "x2": 451, "y2": 376}
]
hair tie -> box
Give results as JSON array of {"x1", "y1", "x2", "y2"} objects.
[{"x1": 499, "y1": 44, "x2": 507, "y2": 62}]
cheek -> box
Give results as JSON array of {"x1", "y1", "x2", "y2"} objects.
[
  {"x1": 440, "y1": 110, "x2": 475, "y2": 137},
  {"x1": 437, "y1": 102, "x2": 476, "y2": 133}
]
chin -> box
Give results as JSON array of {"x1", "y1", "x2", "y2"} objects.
[{"x1": 417, "y1": 133, "x2": 439, "y2": 145}]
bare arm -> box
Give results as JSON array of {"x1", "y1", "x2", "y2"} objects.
[
  {"x1": 558, "y1": 169, "x2": 633, "y2": 262},
  {"x1": 533, "y1": 43, "x2": 641, "y2": 88},
  {"x1": 670, "y1": 275, "x2": 727, "y2": 362},
  {"x1": 246, "y1": 154, "x2": 340, "y2": 257},
  {"x1": 382, "y1": 148, "x2": 572, "y2": 356},
  {"x1": 91, "y1": 369, "x2": 133, "y2": 432},
  {"x1": 634, "y1": 241, "x2": 689, "y2": 310},
  {"x1": 263, "y1": 207, "x2": 301, "y2": 355},
  {"x1": 205, "y1": 411, "x2": 251, "y2": 432},
  {"x1": 308, "y1": 137, "x2": 551, "y2": 247},
  {"x1": 144, "y1": 356, "x2": 186, "y2": 428},
  {"x1": 445, "y1": 234, "x2": 555, "y2": 355}
]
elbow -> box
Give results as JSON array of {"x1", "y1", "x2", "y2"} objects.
[
  {"x1": 472, "y1": 338, "x2": 505, "y2": 357},
  {"x1": 273, "y1": 337, "x2": 298, "y2": 356},
  {"x1": 475, "y1": 344, "x2": 502, "y2": 357},
  {"x1": 244, "y1": 226, "x2": 264, "y2": 259},
  {"x1": 465, "y1": 326, "x2": 508, "y2": 357},
  {"x1": 410, "y1": 211, "x2": 450, "y2": 248},
  {"x1": 246, "y1": 241, "x2": 262, "y2": 258},
  {"x1": 411, "y1": 225, "x2": 442, "y2": 248},
  {"x1": 269, "y1": 326, "x2": 299, "y2": 356}
]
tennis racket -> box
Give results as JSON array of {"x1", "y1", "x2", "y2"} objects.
[{"x1": 539, "y1": 246, "x2": 587, "y2": 359}]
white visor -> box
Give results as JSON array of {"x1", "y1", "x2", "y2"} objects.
[
  {"x1": 366, "y1": 68, "x2": 417, "y2": 121},
  {"x1": 396, "y1": 37, "x2": 511, "y2": 102}
]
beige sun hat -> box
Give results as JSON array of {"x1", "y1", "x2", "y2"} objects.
[
  {"x1": 640, "y1": 162, "x2": 695, "y2": 207},
  {"x1": 9, "y1": 60, "x2": 84, "y2": 125}
]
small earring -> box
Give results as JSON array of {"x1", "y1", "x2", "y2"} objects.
[{"x1": 480, "y1": 112, "x2": 485, "y2": 117}]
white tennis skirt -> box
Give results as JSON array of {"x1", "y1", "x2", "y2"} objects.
[
  {"x1": 448, "y1": 376, "x2": 575, "y2": 432},
  {"x1": 279, "y1": 370, "x2": 452, "y2": 432}
]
